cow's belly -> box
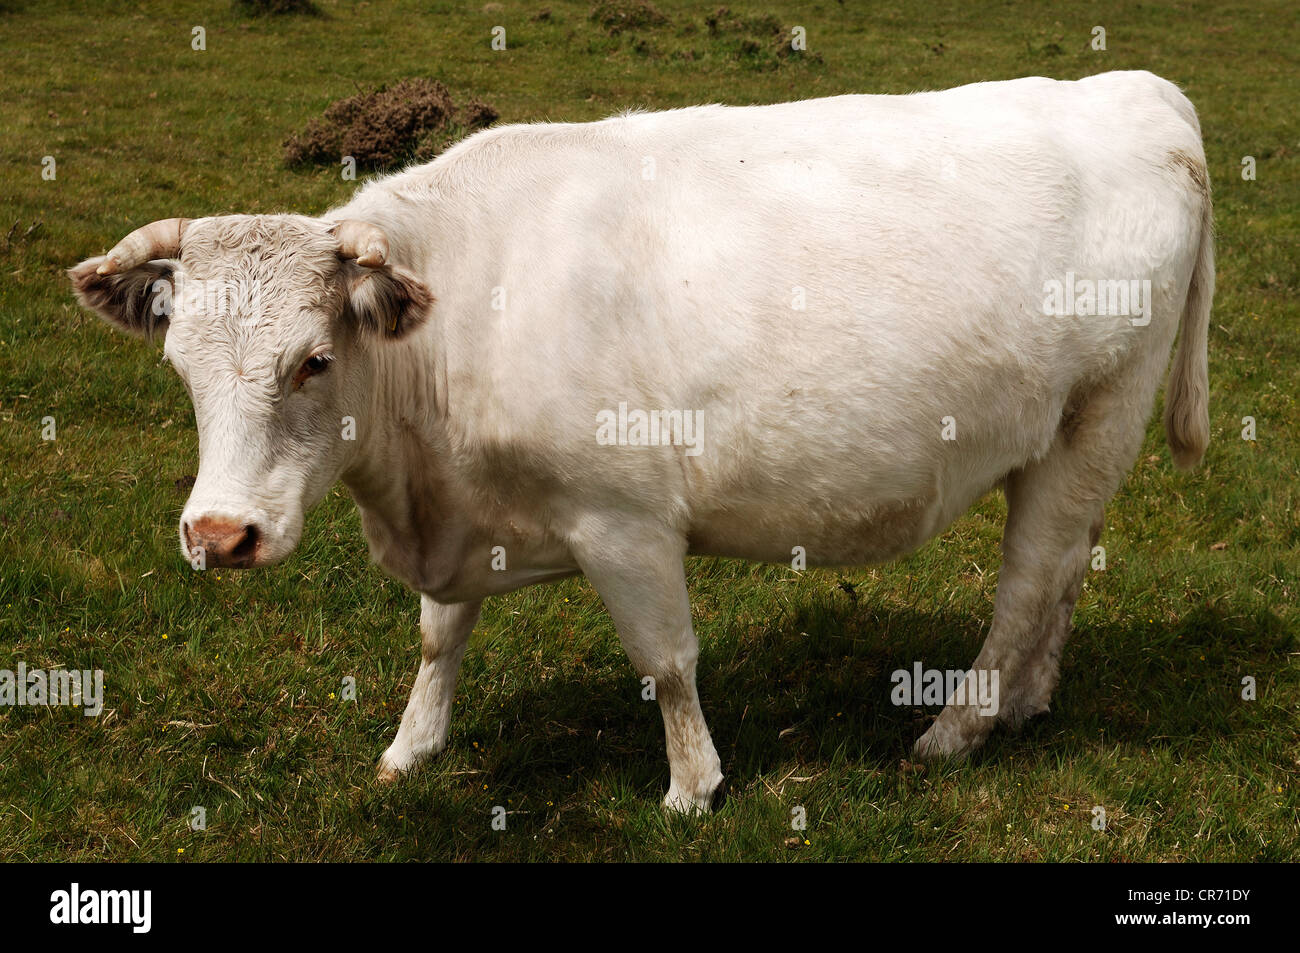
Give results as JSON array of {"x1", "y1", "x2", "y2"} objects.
[
  {"x1": 687, "y1": 491, "x2": 948, "y2": 567},
  {"x1": 426, "y1": 564, "x2": 581, "y2": 605}
]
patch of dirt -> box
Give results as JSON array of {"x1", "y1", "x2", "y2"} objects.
[
  {"x1": 705, "y1": 6, "x2": 781, "y2": 38},
  {"x1": 283, "y1": 79, "x2": 498, "y2": 172},
  {"x1": 589, "y1": 0, "x2": 668, "y2": 35},
  {"x1": 704, "y1": 7, "x2": 823, "y2": 67},
  {"x1": 234, "y1": 0, "x2": 320, "y2": 15}
]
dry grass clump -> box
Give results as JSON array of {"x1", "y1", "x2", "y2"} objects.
[{"x1": 283, "y1": 78, "x2": 498, "y2": 172}]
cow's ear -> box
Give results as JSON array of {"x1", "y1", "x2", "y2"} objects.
[
  {"x1": 68, "y1": 256, "x2": 174, "y2": 342},
  {"x1": 342, "y1": 263, "x2": 432, "y2": 340}
]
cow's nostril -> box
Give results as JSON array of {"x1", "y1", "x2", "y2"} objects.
[
  {"x1": 186, "y1": 517, "x2": 262, "y2": 567},
  {"x1": 231, "y1": 525, "x2": 259, "y2": 562}
]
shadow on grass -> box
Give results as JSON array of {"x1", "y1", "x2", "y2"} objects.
[{"x1": 396, "y1": 598, "x2": 1292, "y2": 808}]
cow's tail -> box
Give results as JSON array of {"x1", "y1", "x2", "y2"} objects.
[{"x1": 1164, "y1": 179, "x2": 1214, "y2": 471}]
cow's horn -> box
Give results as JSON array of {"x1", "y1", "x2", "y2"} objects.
[
  {"x1": 331, "y1": 219, "x2": 389, "y2": 268},
  {"x1": 96, "y1": 218, "x2": 189, "y2": 276}
]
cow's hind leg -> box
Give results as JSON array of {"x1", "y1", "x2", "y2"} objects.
[
  {"x1": 378, "y1": 597, "x2": 481, "y2": 781},
  {"x1": 1002, "y1": 508, "x2": 1105, "y2": 727},
  {"x1": 916, "y1": 379, "x2": 1152, "y2": 758}
]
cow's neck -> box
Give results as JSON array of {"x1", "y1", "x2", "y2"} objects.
[
  {"x1": 329, "y1": 185, "x2": 488, "y2": 595},
  {"x1": 339, "y1": 327, "x2": 471, "y2": 596}
]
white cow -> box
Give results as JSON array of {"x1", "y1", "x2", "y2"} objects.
[{"x1": 71, "y1": 70, "x2": 1213, "y2": 813}]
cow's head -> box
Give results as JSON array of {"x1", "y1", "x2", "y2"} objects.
[{"x1": 69, "y1": 215, "x2": 432, "y2": 568}]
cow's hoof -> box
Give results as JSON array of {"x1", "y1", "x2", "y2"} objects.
[
  {"x1": 664, "y1": 773, "x2": 725, "y2": 815},
  {"x1": 376, "y1": 749, "x2": 412, "y2": 783},
  {"x1": 997, "y1": 699, "x2": 1051, "y2": 731},
  {"x1": 711, "y1": 777, "x2": 728, "y2": 810},
  {"x1": 913, "y1": 722, "x2": 977, "y2": 761}
]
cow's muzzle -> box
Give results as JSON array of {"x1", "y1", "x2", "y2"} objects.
[{"x1": 183, "y1": 516, "x2": 263, "y2": 569}]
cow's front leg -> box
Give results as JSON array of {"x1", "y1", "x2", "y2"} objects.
[
  {"x1": 573, "y1": 523, "x2": 724, "y2": 813},
  {"x1": 378, "y1": 597, "x2": 481, "y2": 781}
]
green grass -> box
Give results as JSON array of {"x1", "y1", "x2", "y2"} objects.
[{"x1": 1, "y1": 0, "x2": 1296, "y2": 861}]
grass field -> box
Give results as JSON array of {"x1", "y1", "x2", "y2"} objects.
[{"x1": 1, "y1": 0, "x2": 1296, "y2": 861}]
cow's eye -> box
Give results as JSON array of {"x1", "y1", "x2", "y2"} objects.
[{"x1": 292, "y1": 353, "x2": 334, "y2": 391}]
